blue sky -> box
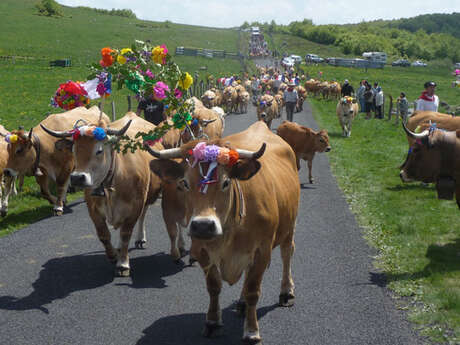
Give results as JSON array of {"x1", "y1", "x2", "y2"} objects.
[{"x1": 58, "y1": 0, "x2": 460, "y2": 28}]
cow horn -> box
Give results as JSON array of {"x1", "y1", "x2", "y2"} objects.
[
  {"x1": 40, "y1": 124, "x2": 73, "y2": 138},
  {"x1": 0, "y1": 131, "x2": 6, "y2": 137},
  {"x1": 144, "y1": 145, "x2": 182, "y2": 159},
  {"x1": 236, "y1": 143, "x2": 266, "y2": 159},
  {"x1": 28, "y1": 127, "x2": 33, "y2": 140},
  {"x1": 402, "y1": 122, "x2": 429, "y2": 139},
  {"x1": 202, "y1": 119, "x2": 216, "y2": 126},
  {"x1": 106, "y1": 120, "x2": 132, "y2": 136}
]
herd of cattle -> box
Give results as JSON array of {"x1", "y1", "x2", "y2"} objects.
[{"x1": 0, "y1": 74, "x2": 459, "y2": 343}]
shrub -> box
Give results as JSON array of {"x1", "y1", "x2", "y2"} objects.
[{"x1": 35, "y1": 0, "x2": 62, "y2": 17}]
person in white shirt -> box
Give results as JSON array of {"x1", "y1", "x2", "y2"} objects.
[
  {"x1": 283, "y1": 81, "x2": 298, "y2": 122},
  {"x1": 416, "y1": 81, "x2": 439, "y2": 112},
  {"x1": 375, "y1": 86, "x2": 384, "y2": 119}
]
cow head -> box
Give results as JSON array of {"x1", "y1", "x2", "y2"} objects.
[
  {"x1": 147, "y1": 141, "x2": 266, "y2": 240},
  {"x1": 400, "y1": 123, "x2": 460, "y2": 200},
  {"x1": 339, "y1": 97, "x2": 356, "y2": 117},
  {"x1": 181, "y1": 117, "x2": 216, "y2": 143},
  {"x1": 40, "y1": 120, "x2": 131, "y2": 188},
  {"x1": 314, "y1": 129, "x2": 331, "y2": 153},
  {"x1": 3, "y1": 129, "x2": 36, "y2": 177}
]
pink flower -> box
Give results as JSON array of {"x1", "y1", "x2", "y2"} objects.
[
  {"x1": 153, "y1": 81, "x2": 169, "y2": 100},
  {"x1": 174, "y1": 88, "x2": 183, "y2": 99},
  {"x1": 145, "y1": 69, "x2": 154, "y2": 79}
]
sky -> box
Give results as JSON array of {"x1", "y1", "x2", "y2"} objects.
[{"x1": 57, "y1": 0, "x2": 460, "y2": 28}]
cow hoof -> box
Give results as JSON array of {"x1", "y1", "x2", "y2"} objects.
[
  {"x1": 202, "y1": 322, "x2": 224, "y2": 338},
  {"x1": 242, "y1": 336, "x2": 262, "y2": 345},
  {"x1": 134, "y1": 240, "x2": 147, "y2": 249},
  {"x1": 235, "y1": 300, "x2": 246, "y2": 317},
  {"x1": 279, "y1": 293, "x2": 295, "y2": 307},
  {"x1": 53, "y1": 209, "x2": 64, "y2": 216},
  {"x1": 309, "y1": 178, "x2": 314, "y2": 184},
  {"x1": 179, "y1": 247, "x2": 188, "y2": 258},
  {"x1": 115, "y1": 266, "x2": 130, "y2": 277}
]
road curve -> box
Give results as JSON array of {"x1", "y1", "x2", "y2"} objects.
[{"x1": 0, "y1": 102, "x2": 426, "y2": 345}]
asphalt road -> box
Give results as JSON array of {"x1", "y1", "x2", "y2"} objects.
[{"x1": 0, "y1": 103, "x2": 427, "y2": 345}]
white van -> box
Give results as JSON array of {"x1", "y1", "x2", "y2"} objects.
[{"x1": 289, "y1": 55, "x2": 302, "y2": 64}]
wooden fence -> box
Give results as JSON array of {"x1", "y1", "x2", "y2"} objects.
[{"x1": 175, "y1": 47, "x2": 242, "y2": 60}]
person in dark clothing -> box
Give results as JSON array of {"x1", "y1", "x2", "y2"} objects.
[
  {"x1": 136, "y1": 95, "x2": 165, "y2": 125},
  {"x1": 341, "y1": 79, "x2": 354, "y2": 97},
  {"x1": 363, "y1": 83, "x2": 374, "y2": 119}
]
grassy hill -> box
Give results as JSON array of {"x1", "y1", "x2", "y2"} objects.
[{"x1": 0, "y1": 0, "x2": 245, "y2": 233}]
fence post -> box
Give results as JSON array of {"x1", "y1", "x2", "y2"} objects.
[
  {"x1": 127, "y1": 95, "x2": 132, "y2": 112},
  {"x1": 111, "y1": 101, "x2": 116, "y2": 121}
]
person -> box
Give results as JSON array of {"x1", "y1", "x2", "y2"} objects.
[
  {"x1": 251, "y1": 75, "x2": 260, "y2": 104},
  {"x1": 363, "y1": 82, "x2": 374, "y2": 120},
  {"x1": 375, "y1": 86, "x2": 384, "y2": 119},
  {"x1": 273, "y1": 74, "x2": 282, "y2": 94},
  {"x1": 416, "y1": 81, "x2": 439, "y2": 112},
  {"x1": 356, "y1": 80, "x2": 366, "y2": 113},
  {"x1": 395, "y1": 92, "x2": 409, "y2": 125},
  {"x1": 136, "y1": 94, "x2": 165, "y2": 125},
  {"x1": 341, "y1": 79, "x2": 354, "y2": 97},
  {"x1": 283, "y1": 81, "x2": 298, "y2": 122}
]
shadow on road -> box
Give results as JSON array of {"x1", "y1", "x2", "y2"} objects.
[
  {"x1": 136, "y1": 302, "x2": 279, "y2": 345},
  {"x1": 0, "y1": 252, "x2": 113, "y2": 314},
  {"x1": 115, "y1": 252, "x2": 186, "y2": 289}
]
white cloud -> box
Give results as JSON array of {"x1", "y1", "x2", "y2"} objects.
[{"x1": 57, "y1": 0, "x2": 460, "y2": 27}]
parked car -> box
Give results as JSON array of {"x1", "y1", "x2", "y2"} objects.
[
  {"x1": 305, "y1": 54, "x2": 324, "y2": 63},
  {"x1": 454, "y1": 62, "x2": 460, "y2": 69},
  {"x1": 289, "y1": 55, "x2": 302, "y2": 64},
  {"x1": 281, "y1": 57, "x2": 295, "y2": 67},
  {"x1": 392, "y1": 59, "x2": 410, "y2": 67},
  {"x1": 412, "y1": 60, "x2": 427, "y2": 67}
]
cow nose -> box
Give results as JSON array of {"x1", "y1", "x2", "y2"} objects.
[
  {"x1": 4, "y1": 169, "x2": 12, "y2": 177},
  {"x1": 190, "y1": 219, "x2": 217, "y2": 239},
  {"x1": 70, "y1": 173, "x2": 88, "y2": 187},
  {"x1": 325, "y1": 146, "x2": 331, "y2": 152}
]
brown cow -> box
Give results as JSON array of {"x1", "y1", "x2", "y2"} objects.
[
  {"x1": 222, "y1": 86, "x2": 238, "y2": 113},
  {"x1": 147, "y1": 121, "x2": 300, "y2": 344},
  {"x1": 256, "y1": 94, "x2": 278, "y2": 129},
  {"x1": 405, "y1": 111, "x2": 460, "y2": 146},
  {"x1": 400, "y1": 124, "x2": 460, "y2": 209},
  {"x1": 201, "y1": 90, "x2": 217, "y2": 109},
  {"x1": 4, "y1": 106, "x2": 110, "y2": 215},
  {"x1": 0, "y1": 125, "x2": 25, "y2": 216},
  {"x1": 41, "y1": 112, "x2": 171, "y2": 275},
  {"x1": 295, "y1": 86, "x2": 307, "y2": 112},
  {"x1": 277, "y1": 121, "x2": 331, "y2": 183}
]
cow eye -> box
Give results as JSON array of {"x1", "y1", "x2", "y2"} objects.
[
  {"x1": 178, "y1": 179, "x2": 189, "y2": 191},
  {"x1": 222, "y1": 178, "x2": 230, "y2": 191}
]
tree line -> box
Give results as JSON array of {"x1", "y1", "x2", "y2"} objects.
[{"x1": 241, "y1": 13, "x2": 460, "y2": 62}]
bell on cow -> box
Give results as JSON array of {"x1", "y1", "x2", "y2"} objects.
[
  {"x1": 91, "y1": 184, "x2": 106, "y2": 197},
  {"x1": 435, "y1": 176, "x2": 455, "y2": 200}
]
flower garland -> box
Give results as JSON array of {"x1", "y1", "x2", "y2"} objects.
[
  {"x1": 341, "y1": 96, "x2": 354, "y2": 104},
  {"x1": 69, "y1": 125, "x2": 107, "y2": 141},
  {"x1": 87, "y1": 40, "x2": 195, "y2": 153},
  {"x1": 51, "y1": 81, "x2": 90, "y2": 110},
  {"x1": 5, "y1": 133, "x2": 19, "y2": 144}
]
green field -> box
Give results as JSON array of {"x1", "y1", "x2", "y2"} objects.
[{"x1": 0, "y1": 0, "x2": 245, "y2": 234}]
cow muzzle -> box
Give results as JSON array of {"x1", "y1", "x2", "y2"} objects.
[
  {"x1": 325, "y1": 146, "x2": 331, "y2": 152},
  {"x1": 189, "y1": 216, "x2": 222, "y2": 240},
  {"x1": 70, "y1": 172, "x2": 92, "y2": 188},
  {"x1": 4, "y1": 168, "x2": 18, "y2": 177}
]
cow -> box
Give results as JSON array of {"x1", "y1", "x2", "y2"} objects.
[
  {"x1": 0, "y1": 125, "x2": 25, "y2": 216},
  {"x1": 336, "y1": 97, "x2": 358, "y2": 137},
  {"x1": 40, "y1": 112, "x2": 176, "y2": 275},
  {"x1": 328, "y1": 82, "x2": 341, "y2": 100},
  {"x1": 295, "y1": 86, "x2": 307, "y2": 112},
  {"x1": 277, "y1": 121, "x2": 331, "y2": 184},
  {"x1": 201, "y1": 90, "x2": 217, "y2": 109},
  {"x1": 304, "y1": 79, "x2": 321, "y2": 97},
  {"x1": 238, "y1": 90, "x2": 250, "y2": 114},
  {"x1": 256, "y1": 94, "x2": 278, "y2": 129},
  {"x1": 4, "y1": 106, "x2": 110, "y2": 215},
  {"x1": 222, "y1": 86, "x2": 238, "y2": 114},
  {"x1": 400, "y1": 123, "x2": 460, "y2": 209},
  {"x1": 182, "y1": 103, "x2": 224, "y2": 143},
  {"x1": 146, "y1": 120, "x2": 300, "y2": 344},
  {"x1": 405, "y1": 111, "x2": 460, "y2": 146},
  {"x1": 274, "y1": 92, "x2": 284, "y2": 118}
]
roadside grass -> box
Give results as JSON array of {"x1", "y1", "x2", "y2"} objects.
[
  {"x1": 271, "y1": 33, "x2": 347, "y2": 58},
  {"x1": 306, "y1": 65, "x2": 460, "y2": 343},
  {"x1": 0, "y1": 0, "x2": 244, "y2": 234}
]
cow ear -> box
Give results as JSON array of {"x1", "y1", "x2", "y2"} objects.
[
  {"x1": 228, "y1": 159, "x2": 261, "y2": 181},
  {"x1": 150, "y1": 159, "x2": 184, "y2": 182},
  {"x1": 55, "y1": 139, "x2": 73, "y2": 151}
]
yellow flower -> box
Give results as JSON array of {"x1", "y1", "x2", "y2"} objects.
[
  {"x1": 117, "y1": 55, "x2": 127, "y2": 64},
  {"x1": 178, "y1": 72, "x2": 193, "y2": 90},
  {"x1": 152, "y1": 45, "x2": 167, "y2": 64},
  {"x1": 120, "y1": 48, "x2": 133, "y2": 55},
  {"x1": 9, "y1": 134, "x2": 18, "y2": 143}
]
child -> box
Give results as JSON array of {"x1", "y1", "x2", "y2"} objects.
[{"x1": 396, "y1": 92, "x2": 409, "y2": 125}]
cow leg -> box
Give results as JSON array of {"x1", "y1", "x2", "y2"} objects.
[
  {"x1": 279, "y1": 237, "x2": 295, "y2": 307},
  {"x1": 16, "y1": 174, "x2": 24, "y2": 194},
  {"x1": 35, "y1": 173, "x2": 57, "y2": 206},
  {"x1": 115, "y1": 221, "x2": 137, "y2": 277},
  {"x1": 201, "y1": 260, "x2": 223, "y2": 338},
  {"x1": 54, "y1": 175, "x2": 70, "y2": 216},
  {"x1": 134, "y1": 205, "x2": 148, "y2": 249},
  {"x1": 307, "y1": 159, "x2": 314, "y2": 184},
  {"x1": 1, "y1": 175, "x2": 16, "y2": 217},
  {"x1": 242, "y1": 248, "x2": 268, "y2": 344}
]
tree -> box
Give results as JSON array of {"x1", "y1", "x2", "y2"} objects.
[{"x1": 35, "y1": 0, "x2": 62, "y2": 17}]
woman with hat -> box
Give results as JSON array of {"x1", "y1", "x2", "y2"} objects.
[
  {"x1": 416, "y1": 81, "x2": 439, "y2": 112},
  {"x1": 283, "y1": 80, "x2": 298, "y2": 122}
]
